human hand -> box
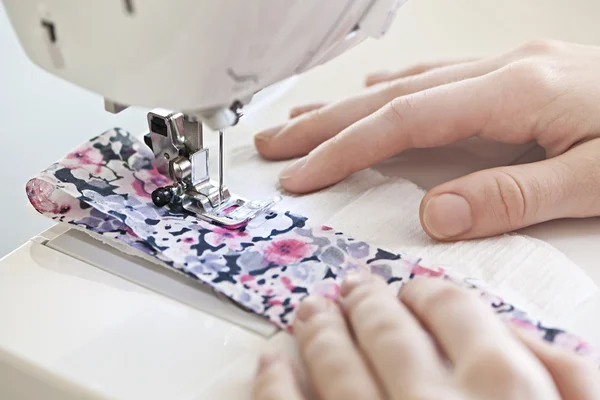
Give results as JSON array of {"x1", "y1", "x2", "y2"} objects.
[
  {"x1": 252, "y1": 275, "x2": 600, "y2": 400},
  {"x1": 254, "y1": 40, "x2": 600, "y2": 240}
]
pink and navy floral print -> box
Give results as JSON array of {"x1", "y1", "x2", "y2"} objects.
[{"x1": 26, "y1": 128, "x2": 599, "y2": 365}]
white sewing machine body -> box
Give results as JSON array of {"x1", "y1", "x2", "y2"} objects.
[
  {"x1": 2, "y1": 0, "x2": 408, "y2": 235},
  {"x1": 2, "y1": 0, "x2": 404, "y2": 128}
]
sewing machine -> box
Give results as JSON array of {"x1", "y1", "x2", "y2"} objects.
[
  {"x1": 3, "y1": 0, "x2": 600, "y2": 399},
  {"x1": 0, "y1": 1, "x2": 408, "y2": 398},
  {"x1": 3, "y1": 0, "x2": 406, "y2": 232}
]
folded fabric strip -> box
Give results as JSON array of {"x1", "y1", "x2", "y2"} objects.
[{"x1": 26, "y1": 128, "x2": 599, "y2": 364}]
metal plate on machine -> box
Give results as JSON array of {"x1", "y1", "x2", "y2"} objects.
[{"x1": 46, "y1": 228, "x2": 278, "y2": 337}]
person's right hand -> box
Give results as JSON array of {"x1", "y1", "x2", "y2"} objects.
[
  {"x1": 253, "y1": 275, "x2": 600, "y2": 400},
  {"x1": 254, "y1": 40, "x2": 600, "y2": 241}
]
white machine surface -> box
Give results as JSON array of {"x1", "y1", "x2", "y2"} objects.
[
  {"x1": 2, "y1": 0, "x2": 600, "y2": 399},
  {"x1": 2, "y1": 0, "x2": 404, "y2": 128}
]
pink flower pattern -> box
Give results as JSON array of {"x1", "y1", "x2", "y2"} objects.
[
  {"x1": 263, "y1": 239, "x2": 312, "y2": 265},
  {"x1": 205, "y1": 227, "x2": 252, "y2": 251},
  {"x1": 64, "y1": 147, "x2": 104, "y2": 174}
]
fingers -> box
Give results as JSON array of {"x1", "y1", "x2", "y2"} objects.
[
  {"x1": 420, "y1": 138, "x2": 600, "y2": 240},
  {"x1": 253, "y1": 353, "x2": 306, "y2": 400},
  {"x1": 255, "y1": 58, "x2": 500, "y2": 162},
  {"x1": 283, "y1": 61, "x2": 478, "y2": 122},
  {"x1": 340, "y1": 272, "x2": 449, "y2": 399},
  {"x1": 516, "y1": 331, "x2": 600, "y2": 400},
  {"x1": 255, "y1": 84, "x2": 399, "y2": 161},
  {"x1": 279, "y1": 73, "x2": 501, "y2": 193},
  {"x1": 400, "y1": 277, "x2": 531, "y2": 366},
  {"x1": 294, "y1": 296, "x2": 383, "y2": 400},
  {"x1": 288, "y1": 61, "x2": 480, "y2": 124},
  {"x1": 365, "y1": 59, "x2": 477, "y2": 87},
  {"x1": 401, "y1": 278, "x2": 564, "y2": 399}
]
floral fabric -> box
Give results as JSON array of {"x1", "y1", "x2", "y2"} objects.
[{"x1": 26, "y1": 128, "x2": 599, "y2": 364}]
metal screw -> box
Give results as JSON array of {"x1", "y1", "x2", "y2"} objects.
[{"x1": 164, "y1": 153, "x2": 170, "y2": 160}]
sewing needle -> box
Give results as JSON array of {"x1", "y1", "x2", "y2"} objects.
[{"x1": 218, "y1": 129, "x2": 224, "y2": 205}]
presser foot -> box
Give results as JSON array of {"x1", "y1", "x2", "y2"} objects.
[
  {"x1": 145, "y1": 108, "x2": 277, "y2": 229},
  {"x1": 152, "y1": 183, "x2": 279, "y2": 229},
  {"x1": 151, "y1": 181, "x2": 279, "y2": 229},
  {"x1": 186, "y1": 194, "x2": 280, "y2": 229}
]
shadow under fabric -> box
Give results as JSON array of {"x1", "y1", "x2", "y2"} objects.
[{"x1": 26, "y1": 128, "x2": 600, "y2": 365}]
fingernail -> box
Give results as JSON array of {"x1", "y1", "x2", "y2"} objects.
[
  {"x1": 279, "y1": 157, "x2": 307, "y2": 181},
  {"x1": 423, "y1": 194, "x2": 472, "y2": 239},
  {"x1": 257, "y1": 352, "x2": 279, "y2": 375},
  {"x1": 296, "y1": 296, "x2": 332, "y2": 322},
  {"x1": 340, "y1": 269, "x2": 371, "y2": 297},
  {"x1": 254, "y1": 126, "x2": 281, "y2": 143}
]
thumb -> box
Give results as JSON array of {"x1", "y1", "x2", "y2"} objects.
[{"x1": 420, "y1": 139, "x2": 600, "y2": 240}]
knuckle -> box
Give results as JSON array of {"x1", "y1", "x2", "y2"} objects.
[
  {"x1": 386, "y1": 96, "x2": 418, "y2": 147},
  {"x1": 345, "y1": 283, "x2": 396, "y2": 324},
  {"x1": 517, "y1": 39, "x2": 562, "y2": 55},
  {"x1": 357, "y1": 302, "x2": 403, "y2": 338},
  {"x1": 490, "y1": 170, "x2": 529, "y2": 228},
  {"x1": 502, "y1": 59, "x2": 538, "y2": 81},
  {"x1": 501, "y1": 59, "x2": 560, "y2": 96},
  {"x1": 389, "y1": 96, "x2": 416, "y2": 125},
  {"x1": 498, "y1": 58, "x2": 567, "y2": 140},
  {"x1": 344, "y1": 279, "x2": 382, "y2": 311},
  {"x1": 419, "y1": 283, "x2": 472, "y2": 314}
]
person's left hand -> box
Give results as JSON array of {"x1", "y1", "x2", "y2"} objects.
[{"x1": 252, "y1": 275, "x2": 600, "y2": 400}]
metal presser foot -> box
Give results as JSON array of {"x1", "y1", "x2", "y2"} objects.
[{"x1": 144, "y1": 109, "x2": 278, "y2": 229}]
